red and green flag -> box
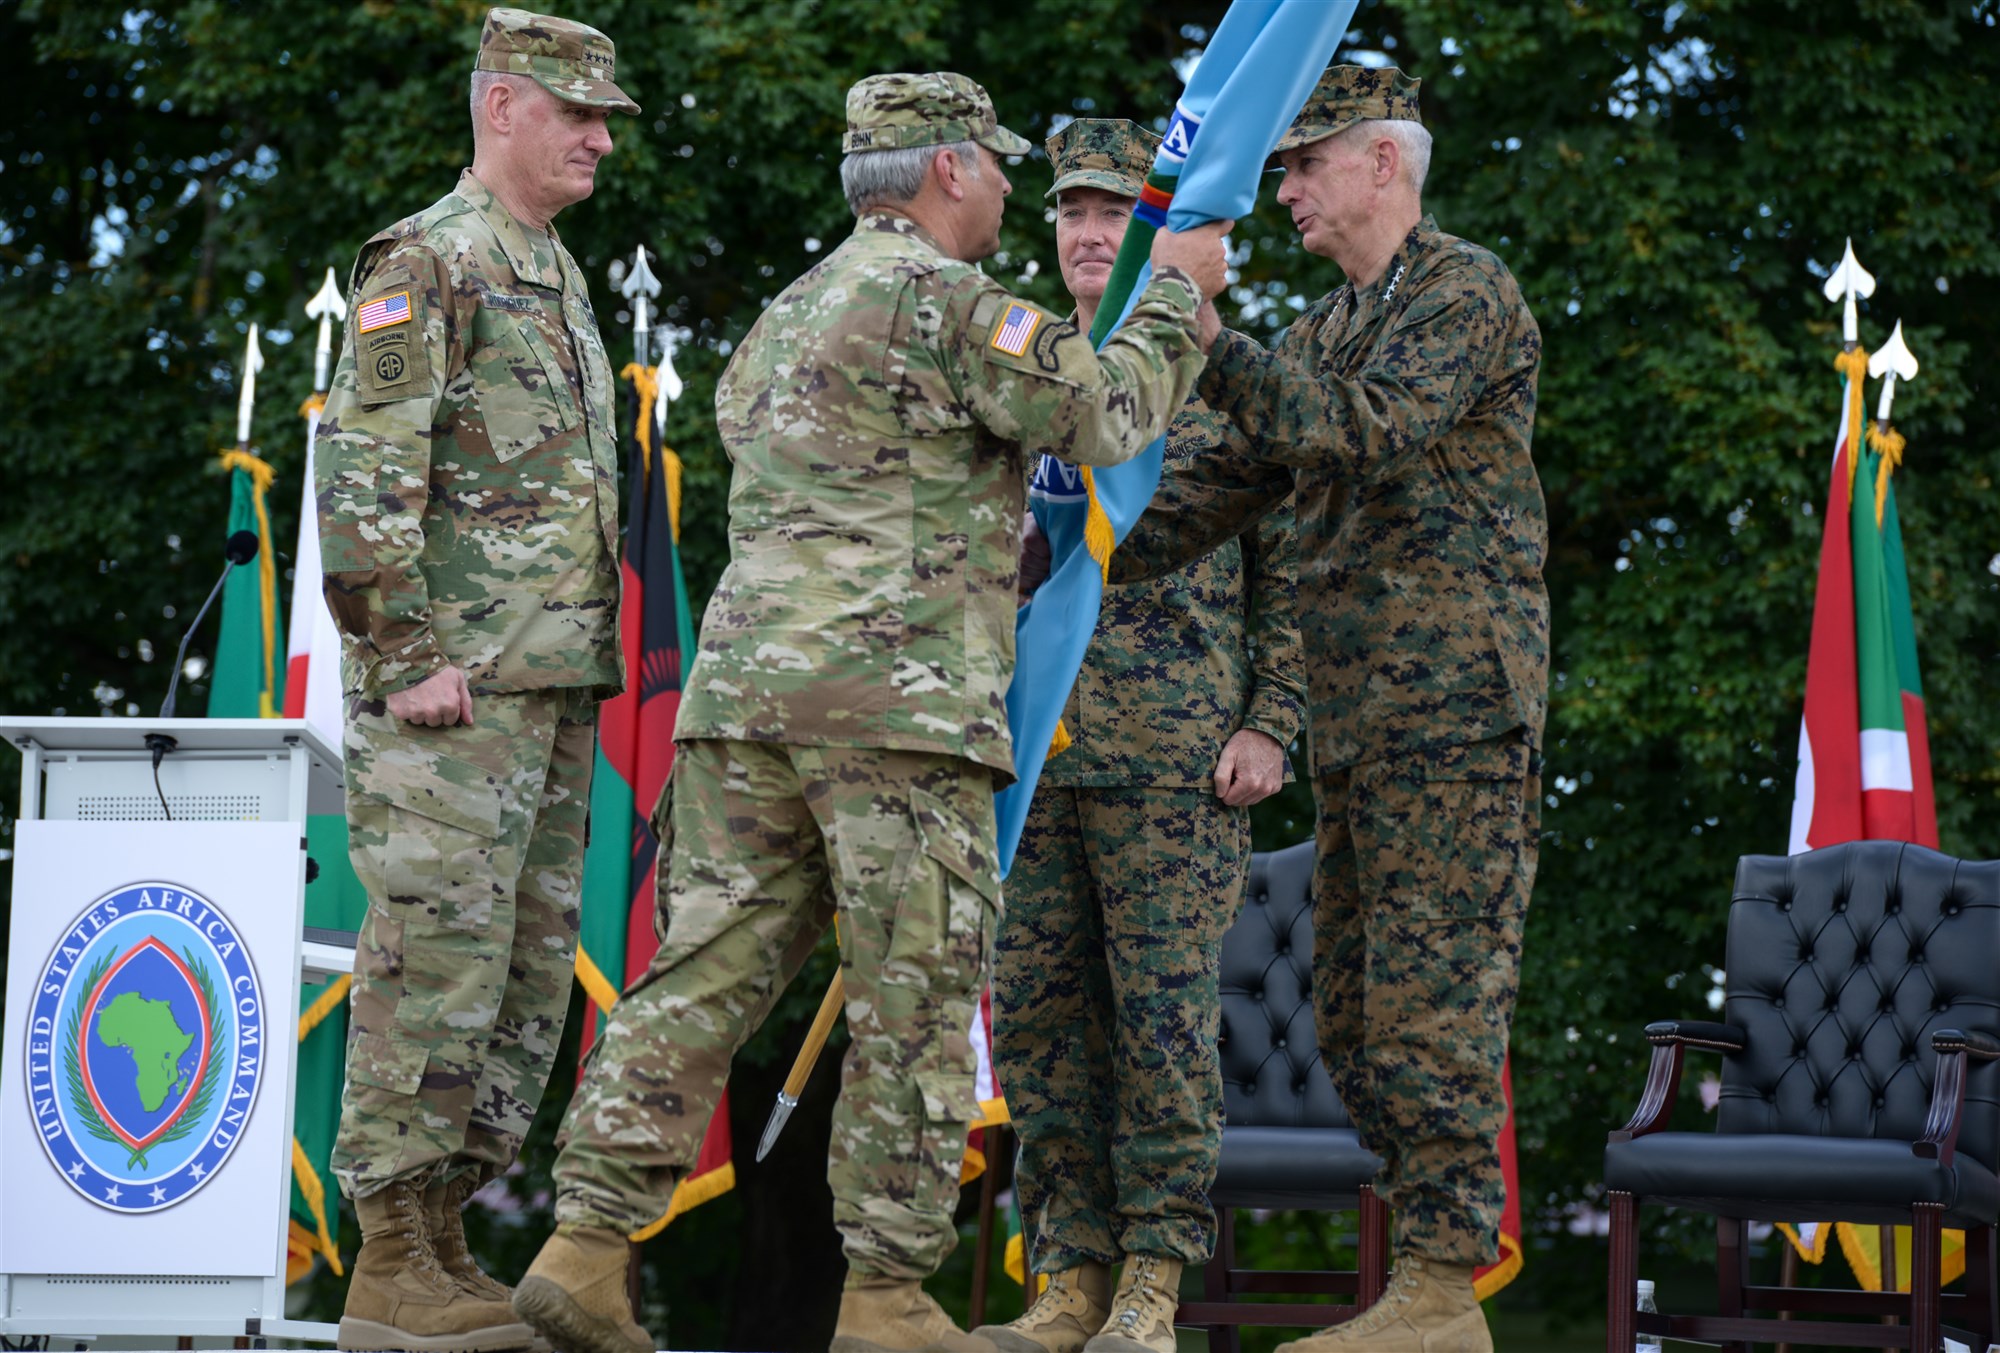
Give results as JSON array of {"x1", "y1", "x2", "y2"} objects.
[
  {"x1": 1784, "y1": 342, "x2": 1944, "y2": 1287},
  {"x1": 577, "y1": 365, "x2": 734, "y2": 1232},
  {"x1": 1789, "y1": 348, "x2": 1937, "y2": 854}
]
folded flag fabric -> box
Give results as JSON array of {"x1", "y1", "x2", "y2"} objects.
[{"x1": 996, "y1": 0, "x2": 1355, "y2": 872}]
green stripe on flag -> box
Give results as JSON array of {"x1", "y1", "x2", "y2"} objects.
[
  {"x1": 1850, "y1": 445, "x2": 1905, "y2": 738},
  {"x1": 579, "y1": 743, "x2": 637, "y2": 1016},
  {"x1": 1877, "y1": 470, "x2": 1925, "y2": 703},
  {"x1": 210, "y1": 467, "x2": 281, "y2": 717}
]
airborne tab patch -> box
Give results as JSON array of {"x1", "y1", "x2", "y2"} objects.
[
  {"x1": 357, "y1": 291, "x2": 413, "y2": 334},
  {"x1": 989, "y1": 302, "x2": 1042, "y2": 357}
]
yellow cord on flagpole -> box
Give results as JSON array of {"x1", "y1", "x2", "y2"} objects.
[
  {"x1": 218, "y1": 449, "x2": 281, "y2": 717},
  {"x1": 620, "y1": 361, "x2": 686, "y2": 543},
  {"x1": 1865, "y1": 422, "x2": 1906, "y2": 530},
  {"x1": 1834, "y1": 348, "x2": 1870, "y2": 501}
]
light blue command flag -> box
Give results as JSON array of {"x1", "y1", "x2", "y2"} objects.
[{"x1": 996, "y1": 0, "x2": 1356, "y2": 872}]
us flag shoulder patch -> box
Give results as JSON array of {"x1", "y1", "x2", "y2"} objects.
[
  {"x1": 989, "y1": 302, "x2": 1042, "y2": 357},
  {"x1": 356, "y1": 291, "x2": 413, "y2": 334}
]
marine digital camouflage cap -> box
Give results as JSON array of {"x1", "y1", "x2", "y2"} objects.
[
  {"x1": 476, "y1": 8, "x2": 639, "y2": 115},
  {"x1": 1045, "y1": 118, "x2": 1162, "y2": 200},
  {"x1": 1273, "y1": 64, "x2": 1422, "y2": 158},
  {"x1": 843, "y1": 72, "x2": 1033, "y2": 156}
]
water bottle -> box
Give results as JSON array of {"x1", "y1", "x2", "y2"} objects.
[{"x1": 1635, "y1": 1278, "x2": 1662, "y2": 1351}]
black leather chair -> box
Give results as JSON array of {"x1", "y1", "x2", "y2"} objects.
[
  {"x1": 1606, "y1": 841, "x2": 2000, "y2": 1352},
  {"x1": 1177, "y1": 841, "x2": 1389, "y2": 1353}
]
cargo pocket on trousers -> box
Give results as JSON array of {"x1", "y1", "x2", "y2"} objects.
[
  {"x1": 353, "y1": 748, "x2": 505, "y2": 935},
  {"x1": 1379, "y1": 738, "x2": 1534, "y2": 922},
  {"x1": 342, "y1": 1033, "x2": 428, "y2": 1139},
  {"x1": 885, "y1": 787, "x2": 1001, "y2": 992},
  {"x1": 914, "y1": 1068, "x2": 982, "y2": 1202}
]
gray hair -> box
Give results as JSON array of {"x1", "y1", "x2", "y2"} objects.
[
  {"x1": 1342, "y1": 118, "x2": 1433, "y2": 195},
  {"x1": 840, "y1": 139, "x2": 981, "y2": 215},
  {"x1": 470, "y1": 69, "x2": 537, "y2": 138}
]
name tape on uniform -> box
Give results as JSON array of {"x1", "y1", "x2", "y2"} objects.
[
  {"x1": 989, "y1": 302, "x2": 1043, "y2": 358},
  {"x1": 356, "y1": 291, "x2": 413, "y2": 334}
]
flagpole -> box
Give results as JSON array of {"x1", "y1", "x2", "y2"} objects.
[{"x1": 756, "y1": 970, "x2": 845, "y2": 1162}]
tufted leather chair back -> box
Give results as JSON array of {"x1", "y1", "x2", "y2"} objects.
[
  {"x1": 1722, "y1": 842, "x2": 2000, "y2": 1167},
  {"x1": 1219, "y1": 841, "x2": 1348, "y2": 1129}
]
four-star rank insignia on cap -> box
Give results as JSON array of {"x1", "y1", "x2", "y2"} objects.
[
  {"x1": 356, "y1": 290, "x2": 412, "y2": 334},
  {"x1": 989, "y1": 302, "x2": 1043, "y2": 357}
]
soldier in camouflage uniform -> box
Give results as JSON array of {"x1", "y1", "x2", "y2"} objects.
[
  {"x1": 1097, "y1": 67, "x2": 1547, "y2": 1353},
  {"x1": 315, "y1": 10, "x2": 637, "y2": 1350},
  {"x1": 973, "y1": 120, "x2": 1305, "y2": 1353},
  {"x1": 509, "y1": 75, "x2": 1234, "y2": 1353}
]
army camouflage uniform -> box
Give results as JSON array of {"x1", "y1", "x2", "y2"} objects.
[
  {"x1": 319, "y1": 149, "x2": 630, "y2": 1192},
  {"x1": 997, "y1": 119, "x2": 1307, "y2": 1278},
  {"x1": 1114, "y1": 67, "x2": 1548, "y2": 1270},
  {"x1": 550, "y1": 74, "x2": 1210, "y2": 1284}
]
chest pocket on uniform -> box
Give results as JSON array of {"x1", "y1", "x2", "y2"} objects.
[{"x1": 471, "y1": 294, "x2": 581, "y2": 462}]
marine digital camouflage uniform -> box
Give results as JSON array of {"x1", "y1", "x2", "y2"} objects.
[
  {"x1": 551, "y1": 73, "x2": 1210, "y2": 1282},
  {"x1": 318, "y1": 162, "x2": 624, "y2": 1196},
  {"x1": 998, "y1": 118, "x2": 1307, "y2": 1277},
  {"x1": 1115, "y1": 69, "x2": 1548, "y2": 1267},
  {"x1": 1002, "y1": 401, "x2": 1304, "y2": 1274}
]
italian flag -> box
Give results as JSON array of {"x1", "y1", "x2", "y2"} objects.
[{"x1": 1789, "y1": 351, "x2": 1937, "y2": 856}]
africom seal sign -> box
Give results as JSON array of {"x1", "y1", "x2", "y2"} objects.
[{"x1": 22, "y1": 882, "x2": 266, "y2": 1213}]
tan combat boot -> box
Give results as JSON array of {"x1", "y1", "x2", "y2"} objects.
[
  {"x1": 512, "y1": 1224, "x2": 654, "y2": 1353},
  {"x1": 338, "y1": 1180, "x2": 535, "y2": 1352},
  {"x1": 1272, "y1": 1255, "x2": 1490, "y2": 1353},
  {"x1": 830, "y1": 1274, "x2": 1000, "y2": 1353},
  {"x1": 972, "y1": 1261, "x2": 1113, "y2": 1353},
  {"x1": 1081, "y1": 1255, "x2": 1182, "y2": 1353},
  {"x1": 426, "y1": 1173, "x2": 513, "y2": 1303}
]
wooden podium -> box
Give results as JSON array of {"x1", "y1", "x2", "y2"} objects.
[{"x1": 0, "y1": 716, "x2": 348, "y2": 1343}]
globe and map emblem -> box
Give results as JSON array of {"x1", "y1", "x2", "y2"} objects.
[{"x1": 23, "y1": 881, "x2": 265, "y2": 1212}]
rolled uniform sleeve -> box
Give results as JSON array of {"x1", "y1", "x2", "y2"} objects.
[
  {"x1": 1239, "y1": 492, "x2": 1306, "y2": 749},
  {"x1": 315, "y1": 241, "x2": 457, "y2": 697},
  {"x1": 1199, "y1": 266, "x2": 1506, "y2": 475},
  {"x1": 948, "y1": 267, "x2": 1205, "y2": 468}
]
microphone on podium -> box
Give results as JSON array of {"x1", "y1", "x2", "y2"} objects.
[{"x1": 145, "y1": 531, "x2": 262, "y2": 803}]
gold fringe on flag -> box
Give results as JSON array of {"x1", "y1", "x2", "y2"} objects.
[
  {"x1": 620, "y1": 361, "x2": 686, "y2": 542},
  {"x1": 217, "y1": 449, "x2": 282, "y2": 717},
  {"x1": 628, "y1": 1159, "x2": 739, "y2": 1243},
  {"x1": 1078, "y1": 466, "x2": 1115, "y2": 583},
  {"x1": 1866, "y1": 421, "x2": 1906, "y2": 529},
  {"x1": 1834, "y1": 347, "x2": 1870, "y2": 500},
  {"x1": 287, "y1": 971, "x2": 352, "y2": 1280},
  {"x1": 298, "y1": 392, "x2": 327, "y2": 421}
]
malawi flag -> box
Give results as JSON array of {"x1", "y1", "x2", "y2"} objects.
[
  {"x1": 578, "y1": 365, "x2": 734, "y2": 1233},
  {"x1": 1788, "y1": 349, "x2": 1938, "y2": 855}
]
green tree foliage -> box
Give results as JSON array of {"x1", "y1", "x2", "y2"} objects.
[{"x1": 4, "y1": 0, "x2": 1999, "y2": 1337}]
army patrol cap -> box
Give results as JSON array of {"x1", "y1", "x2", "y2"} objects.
[
  {"x1": 843, "y1": 72, "x2": 1033, "y2": 156},
  {"x1": 475, "y1": 8, "x2": 639, "y2": 115},
  {"x1": 1044, "y1": 118, "x2": 1162, "y2": 200},
  {"x1": 1272, "y1": 63, "x2": 1422, "y2": 161}
]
